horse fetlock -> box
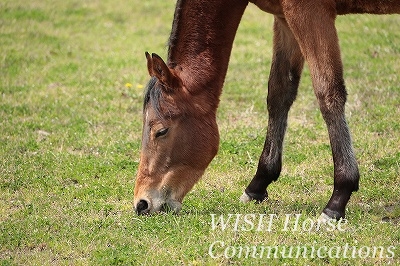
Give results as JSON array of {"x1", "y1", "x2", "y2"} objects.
[{"x1": 323, "y1": 188, "x2": 354, "y2": 220}]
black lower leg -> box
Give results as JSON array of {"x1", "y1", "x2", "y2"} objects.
[
  {"x1": 244, "y1": 114, "x2": 287, "y2": 201},
  {"x1": 322, "y1": 160, "x2": 360, "y2": 219},
  {"x1": 244, "y1": 16, "x2": 303, "y2": 203},
  {"x1": 323, "y1": 189, "x2": 353, "y2": 220},
  {"x1": 323, "y1": 174, "x2": 359, "y2": 219},
  {"x1": 321, "y1": 111, "x2": 360, "y2": 219}
]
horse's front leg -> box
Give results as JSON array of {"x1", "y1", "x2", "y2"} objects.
[
  {"x1": 284, "y1": 4, "x2": 360, "y2": 220},
  {"x1": 241, "y1": 17, "x2": 304, "y2": 202}
]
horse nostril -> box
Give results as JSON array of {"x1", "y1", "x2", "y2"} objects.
[{"x1": 136, "y1": 199, "x2": 149, "y2": 215}]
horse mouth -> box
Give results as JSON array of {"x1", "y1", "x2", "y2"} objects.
[{"x1": 159, "y1": 202, "x2": 178, "y2": 213}]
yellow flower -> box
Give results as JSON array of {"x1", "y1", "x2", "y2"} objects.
[
  {"x1": 136, "y1": 84, "x2": 144, "y2": 89},
  {"x1": 125, "y1": 83, "x2": 132, "y2": 88}
]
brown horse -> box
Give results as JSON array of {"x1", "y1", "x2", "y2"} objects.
[{"x1": 134, "y1": 0, "x2": 400, "y2": 219}]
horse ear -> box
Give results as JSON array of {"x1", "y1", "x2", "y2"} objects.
[
  {"x1": 145, "y1": 51, "x2": 153, "y2": 76},
  {"x1": 150, "y1": 53, "x2": 173, "y2": 86}
]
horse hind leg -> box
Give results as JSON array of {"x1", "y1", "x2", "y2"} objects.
[
  {"x1": 284, "y1": 7, "x2": 359, "y2": 220},
  {"x1": 241, "y1": 17, "x2": 304, "y2": 203}
]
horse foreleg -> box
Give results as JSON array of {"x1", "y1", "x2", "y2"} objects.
[
  {"x1": 284, "y1": 6, "x2": 360, "y2": 220},
  {"x1": 241, "y1": 17, "x2": 304, "y2": 203}
]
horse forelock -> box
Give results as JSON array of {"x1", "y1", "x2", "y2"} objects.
[
  {"x1": 143, "y1": 77, "x2": 164, "y2": 118},
  {"x1": 143, "y1": 76, "x2": 186, "y2": 121}
]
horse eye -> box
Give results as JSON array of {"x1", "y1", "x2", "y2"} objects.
[{"x1": 155, "y1": 128, "x2": 169, "y2": 138}]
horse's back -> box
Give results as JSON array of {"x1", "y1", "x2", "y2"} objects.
[
  {"x1": 250, "y1": 0, "x2": 400, "y2": 15},
  {"x1": 336, "y1": 0, "x2": 400, "y2": 15}
]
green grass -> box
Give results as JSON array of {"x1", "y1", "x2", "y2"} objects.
[{"x1": 1, "y1": 0, "x2": 399, "y2": 265}]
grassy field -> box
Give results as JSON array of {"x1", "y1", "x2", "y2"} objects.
[{"x1": 1, "y1": 0, "x2": 399, "y2": 265}]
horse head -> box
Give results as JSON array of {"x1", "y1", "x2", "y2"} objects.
[{"x1": 133, "y1": 52, "x2": 219, "y2": 215}]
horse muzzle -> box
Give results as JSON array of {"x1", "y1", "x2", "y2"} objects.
[{"x1": 134, "y1": 189, "x2": 182, "y2": 215}]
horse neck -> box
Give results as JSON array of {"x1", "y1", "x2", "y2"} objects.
[{"x1": 167, "y1": 0, "x2": 248, "y2": 103}]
